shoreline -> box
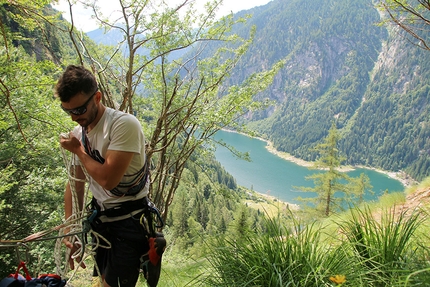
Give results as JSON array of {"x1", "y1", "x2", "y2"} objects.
[
  {"x1": 265, "y1": 140, "x2": 414, "y2": 188},
  {"x1": 221, "y1": 129, "x2": 414, "y2": 188}
]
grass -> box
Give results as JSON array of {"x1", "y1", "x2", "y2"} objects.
[
  {"x1": 376, "y1": 191, "x2": 406, "y2": 208},
  {"x1": 63, "y1": 181, "x2": 430, "y2": 287},
  {"x1": 157, "y1": 252, "x2": 208, "y2": 286},
  {"x1": 202, "y1": 206, "x2": 430, "y2": 287},
  {"x1": 63, "y1": 254, "x2": 207, "y2": 287},
  {"x1": 244, "y1": 189, "x2": 300, "y2": 218},
  {"x1": 202, "y1": 212, "x2": 351, "y2": 287},
  {"x1": 164, "y1": 184, "x2": 430, "y2": 287},
  {"x1": 338, "y1": 207, "x2": 427, "y2": 286}
]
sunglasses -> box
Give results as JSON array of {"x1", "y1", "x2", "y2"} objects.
[{"x1": 61, "y1": 90, "x2": 97, "y2": 116}]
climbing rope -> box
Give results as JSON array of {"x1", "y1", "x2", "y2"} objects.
[{"x1": 55, "y1": 133, "x2": 110, "y2": 283}]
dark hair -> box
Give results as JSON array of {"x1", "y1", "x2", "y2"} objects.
[{"x1": 55, "y1": 65, "x2": 98, "y2": 102}]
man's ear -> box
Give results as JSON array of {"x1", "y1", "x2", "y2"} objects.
[{"x1": 95, "y1": 90, "x2": 102, "y2": 103}]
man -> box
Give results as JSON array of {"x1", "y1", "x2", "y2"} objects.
[{"x1": 56, "y1": 65, "x2": 150, "y2": 287}]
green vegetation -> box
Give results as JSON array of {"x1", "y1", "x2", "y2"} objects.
[
  {"x1": 200, "y1": 206, "x2": 430, "y2": 287},
  {"x1": 0, "y1": 0, "x2": 74, "y2": 275},
  {"x1": 58, "y1": 180, "x2": 430, "y2": 286},
  {"x1": 0, "y1": 0, "x2": 282, "y2": 276},
  {"x1": 58, "y1": 0, "x2": 286, "y2": 222},
  {"x1": 379, "y1": 0, "x2": 430, "y2": 52},
  {"x1": 339, "y1": 207, "x2": 426, "y2": 286},
  {"x1": 1, "y1": 0, "x2": 430, "y2": 286},
  {"x1": 231, "y1": 0, "x2": 430, "y2": 181},
  {"x1": 296, "y1": 122, "x2": 372, "y2": 216}
]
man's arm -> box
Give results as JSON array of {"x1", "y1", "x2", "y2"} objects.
[
  {"x1": 60, "y1": 135, "x2": 134, "y2": 190},
  {"x1": 77, "y1": 149, "x2": 134, "y2": 190}
]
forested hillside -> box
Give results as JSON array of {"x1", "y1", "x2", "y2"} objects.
[
  {"x1": 221, "y1": 0, "x2": 430, "y2": 181},
  {"x1": 2, "y1": 1, "x2": 430, "y2": 285}
]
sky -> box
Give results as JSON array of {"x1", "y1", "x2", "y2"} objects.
[{"x1": 53, "y1": 0, "x2": 272, "y2": 32}]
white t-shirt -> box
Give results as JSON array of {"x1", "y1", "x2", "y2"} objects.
[{"x1": 72, "y1": 108, "x2": 149, "y2": 211}]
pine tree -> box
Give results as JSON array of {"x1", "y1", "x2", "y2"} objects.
[
  {"x1": 296, "y1": 122, "x2": 350, "y2": 216},
  {"x1": 347, "y1": 173, "x2": 373, "y2": 204}
]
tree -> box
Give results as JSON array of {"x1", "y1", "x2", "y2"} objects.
[
  {"x1": 62, "y1": 0, "x2": 285, "y2": 222},
  {"x1": 170, "y1": 188, "x2": 190, "y2": 242},
  {"x1": 230, "y1": 205, "x2": 251, "y2": 240},
  {"x1": 378, "y1": 0, "x2": 430, "y2": 51},
  {"x1": 0, "y1": 1, "x2": 73, "y2": 275},
  {"x1": 296, "y1": 122, "x2": 350, "y2": 216},
  {"x1": 347, "y1": 172, "x2": 373, "y2": 204}
]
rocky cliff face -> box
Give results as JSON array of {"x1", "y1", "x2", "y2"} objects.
[{"x1": 231, "y1": 0, "x2": 430, "y2": 181}]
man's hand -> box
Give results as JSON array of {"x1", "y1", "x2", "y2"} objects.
[
  {"x1": 63, "y1": 237, "x2": 87, "y2": 270},
  {"x1": 60, "y1": 133, "x2": 84, "y2": 155}
]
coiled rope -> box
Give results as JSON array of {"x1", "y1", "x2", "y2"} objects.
[{"x1": 55, "y1": 133, "x2": 111, "y2": 284}]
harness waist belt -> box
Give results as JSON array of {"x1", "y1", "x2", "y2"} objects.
[{"x1": 92, "y1": 197, "x2": 148, "y2": 218}]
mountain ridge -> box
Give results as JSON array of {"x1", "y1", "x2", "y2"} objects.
[
  {"x1": 227, "y1": 0, "x2": 429, "y2": 181},
  {"x1": 83, "y1": 0, "x2": 430, "y2": 181}
]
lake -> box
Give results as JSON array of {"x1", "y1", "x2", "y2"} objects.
[{"x1": 214, "y1": 130, "x2": 405, "y2": 205}]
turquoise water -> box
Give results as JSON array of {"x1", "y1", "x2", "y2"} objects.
[{"x1": 214, "y1": 130, "x2": 405, "y2": 205}]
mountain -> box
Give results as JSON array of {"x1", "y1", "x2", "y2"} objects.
[
  {"x1": 87, "y1": 27, "x2": 125, "y2": 46},
  {"x1": 219, "y1": 0, "x2": 429, "y2": 181},
  {"x1": 83, "y1": 0, "x2": 429, "y2": 181}
]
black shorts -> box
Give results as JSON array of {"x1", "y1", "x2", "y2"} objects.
[{"x1": 91, "y1": 213, "x2": 149, "y2": 287}]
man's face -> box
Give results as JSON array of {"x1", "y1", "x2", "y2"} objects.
[{"x1": 61, "y1": 92, "x2": 98, "y2": 128}]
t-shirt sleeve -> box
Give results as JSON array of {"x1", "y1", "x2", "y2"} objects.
[{"x1": 108, "y1": 114, "x2": 144, "y2": 154}]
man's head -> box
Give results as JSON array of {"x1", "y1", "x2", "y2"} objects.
[
  {"x1": 55, "y1": 65, "x2": 98, "y2": 102},
  {"x1": 55, "y1": 65, "x2": 101, "y2": 127}
]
